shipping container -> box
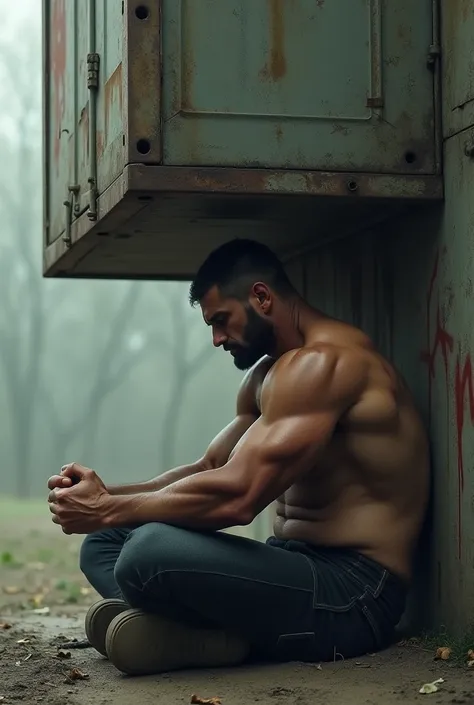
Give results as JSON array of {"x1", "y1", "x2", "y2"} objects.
[{"x1": 42, "y1": 0, "x2": 442, "y2": 278}]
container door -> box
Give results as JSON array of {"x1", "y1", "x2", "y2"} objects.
[
  {"x1": 43, "y1": 0, "x2": 125, "y2": 247},
  {"x1": 161, "y1": 0, "x2": 436, "y2": 175}
]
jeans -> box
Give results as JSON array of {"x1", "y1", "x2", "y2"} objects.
[{"x1": 80, "y1": 522, "x2": 407, "y2": 662}]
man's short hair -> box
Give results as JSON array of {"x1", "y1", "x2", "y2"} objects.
[{"x1": 189, "y1": 239, "x2": 294, "y2": 306}]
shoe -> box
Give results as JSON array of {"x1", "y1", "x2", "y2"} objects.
[
  {"x1": 105, "y1": 608, "x2": 250, "y2": 675},
  {"x1": 85, "y1": 598, "x2": 128, "y2": 656}
]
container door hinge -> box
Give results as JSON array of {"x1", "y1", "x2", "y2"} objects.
[
  {"x1": 87, "y1": 52, "x2": 100, "y2": 89},
  {"x1": 427, "y1": 43, "x2": 441, "y2": 69},
  {"x1": 63, "y1": 185, "x2": 80, "y2": 247}
]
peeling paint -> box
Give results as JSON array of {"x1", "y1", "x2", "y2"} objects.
[
  {"x1": 51, "y1": 0, "x2": 66, "y2": 169},
  {"x1": 260, "y1": 0, "x2": 287, "y2": 82}
]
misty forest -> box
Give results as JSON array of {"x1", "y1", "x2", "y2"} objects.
[{"x1": 0, "y1": 4, "x2": 245, "y2": 502}]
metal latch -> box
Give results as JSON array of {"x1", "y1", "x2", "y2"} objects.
[
  {"x1": 87, "y1": 53, "x2": 100, "y2": 89},
  {"x1": 63, "y1": 184, "x2": 80, "y2": 247}
]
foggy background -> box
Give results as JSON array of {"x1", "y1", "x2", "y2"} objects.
[{"x1": 0, "y1": 2, "x2": 244, "y2": 499}]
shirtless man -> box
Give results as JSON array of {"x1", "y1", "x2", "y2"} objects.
[{"x1": 47, "y1": 238, "x2": 429, "y2": 676}]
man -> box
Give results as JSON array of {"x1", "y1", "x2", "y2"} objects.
[{"x1": 47, "y1": 238, "x2": 429, "y2": 677}]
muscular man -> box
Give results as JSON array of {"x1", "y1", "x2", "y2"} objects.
[{"x1": 47, "y1": 238, "x2": 429, "y2": 676}]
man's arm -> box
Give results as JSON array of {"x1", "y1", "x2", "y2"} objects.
[{"x1": 102, "y1": 347, "x2": 366, "y2": 530}]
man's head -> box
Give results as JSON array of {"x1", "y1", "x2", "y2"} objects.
[{"x1": 189, "y1": 239, "x2": 296, "y2": 370}]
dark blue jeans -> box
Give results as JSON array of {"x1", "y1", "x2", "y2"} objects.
[{"x1": 80, "y1": 522, "x2": 407, "y2": 662}]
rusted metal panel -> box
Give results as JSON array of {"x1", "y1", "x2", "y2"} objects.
[
  {"x1": 441, "y1": 0, "x2": 474, "y2": 138},
  {"x1": 126, "y1": 165, "x2": 444, "y2": 200},
  {"x1": 44, "y1": 0, "x2": 77, "y2": 246},
  {"x1": 43, "y1": 0, "x2": 128, "y2": 246},
  {"x1": 123, "y1": 0, "x2": 162, "y2": 164},
  {"x1": 162, "y1": 0, "x2": 438, "y2": 174}
]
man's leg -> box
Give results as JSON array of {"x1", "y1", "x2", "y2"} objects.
[
  {"x1": 108, "y1": 522, "x2": 321, "y2": 668},
  {"x1": 79, "y1": 527, "x2": 133, "y2": 598},
  {"x1": 79, "y1": 527, "x2": 134, "y2": 655}
]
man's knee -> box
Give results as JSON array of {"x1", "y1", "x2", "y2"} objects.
[
  {"x1": 113, "y1": 522, "x2": 189, "y2": 592},
  {"x1": 79, "y1": 531, "x2": 105, "y2": 579}
]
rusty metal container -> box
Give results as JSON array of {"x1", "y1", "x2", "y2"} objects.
[{"x1": 43, "y1": 0, "x2": 442, "y2": 278}]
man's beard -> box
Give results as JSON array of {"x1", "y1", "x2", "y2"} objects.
[{"x1": 227, "y1": 306, "x2": 277, "y2": 371}]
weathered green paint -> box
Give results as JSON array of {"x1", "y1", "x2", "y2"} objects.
[
  {"x1": 43, "y1": 0, "x2": 125, "y2": 247},
  {"x1": 162, "y1": 0, "x2": 436, "y2": 173}
]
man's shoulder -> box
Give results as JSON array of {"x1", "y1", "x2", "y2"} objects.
[
  {"x1": 265, "y1": 344, "x2": 369, "y2": 407},
  {"x1": 273, "y1": 343, "x2": 365, "y2": 374}
]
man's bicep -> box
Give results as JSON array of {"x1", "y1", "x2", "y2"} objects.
[{"x1": 203, "y1": 413, "x2": 257, "y2": 469}]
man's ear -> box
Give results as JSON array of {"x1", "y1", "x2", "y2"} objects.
[{"x1": 252, "y1": 283, "x2": 272, "y2": 313}]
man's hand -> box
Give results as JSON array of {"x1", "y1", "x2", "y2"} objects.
[{"x1": 48, "y1": 463, "x2": 111, "y2": 535}]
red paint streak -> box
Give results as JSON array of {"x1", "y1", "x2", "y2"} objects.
[
  {"x1": 454, "y1": 354, "x2": 474, "y2": 552},
  {"x1": 420, "y1": 252, "x2": 453, "y2": 415},
  {"x1": 421, "y1": 251, "x2": 474, "y2": 558},
  {"x1": 51, "y1": 0, "x2": 66, "y2": 168}
]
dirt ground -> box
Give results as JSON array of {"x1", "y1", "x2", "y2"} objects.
[{"x1": 1, "y1": 497, "x2": 474, "y2": 705}]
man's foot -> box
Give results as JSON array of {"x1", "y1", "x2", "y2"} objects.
[
  {"x1": 85, "y1": 598, "x2": 128, "y2": 656},
  {"x1": 105, "y1": 608, "x2": 250, "y2": 675}
]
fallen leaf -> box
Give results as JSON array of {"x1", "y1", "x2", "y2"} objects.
[
  {"x1": 435, "y1": 647, "x2": 451, "y2": 660},
  {"x1": 65, "y1": 667, "x2": 89, "y2": 682},
  {"x1": 419, "y1": 678, "x2": 444, "y2": 694},
  {"x1": 57, "y1": 649, "x2": 71, "y2": 659},
  {"x1": 30, "y1": 593, "x2": 45, "y2": 608},
  {"x1": 0, "y1": 622, "x2": 12, "y2": 630},
  {"x1": 32, "y1": 606, "x2": 50, "y2": 615},
  {"x1": 16, "y1": 638, "x2": 30, "y2": 645},
  {"x1": 3, "y1": 585, "x2": 21, "y2": 595},
  {"x1": 191, "y1": 696, "x2": 222, "y2": 705}
]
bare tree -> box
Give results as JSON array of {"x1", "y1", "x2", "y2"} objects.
[
  {"x1": 158, "y1": 284, "x2": 213, "y2": 470},
  {"x1": 39, "y1": 281, "x2": 155, "y2": 468},
  {"x1": 0, "y1": 24, "x2": 48, "y2": 495}
]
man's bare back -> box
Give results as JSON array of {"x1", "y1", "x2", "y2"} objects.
[{"x1": 227, "y1": 316, "x2": 429, "y2": 582}]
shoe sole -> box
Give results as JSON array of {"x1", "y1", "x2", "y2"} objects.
[
  {"x1": 85, "y1": 598, "x2": 128, "y2": 657},
  {"x1": 105, "y1": 608, "x2": 249, "y2": 676}
]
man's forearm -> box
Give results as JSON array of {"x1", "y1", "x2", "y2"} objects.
[
  {"x1": 103, "y1": 465, "x2": 250, "y2": 530},
  {"x1": 106, "y1": 461, "x2": 207, "y2": 496}
]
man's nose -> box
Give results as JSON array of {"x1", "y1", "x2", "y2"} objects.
[{"x1": 213, "y1": 332, "x2": 227, "y2": 348}]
